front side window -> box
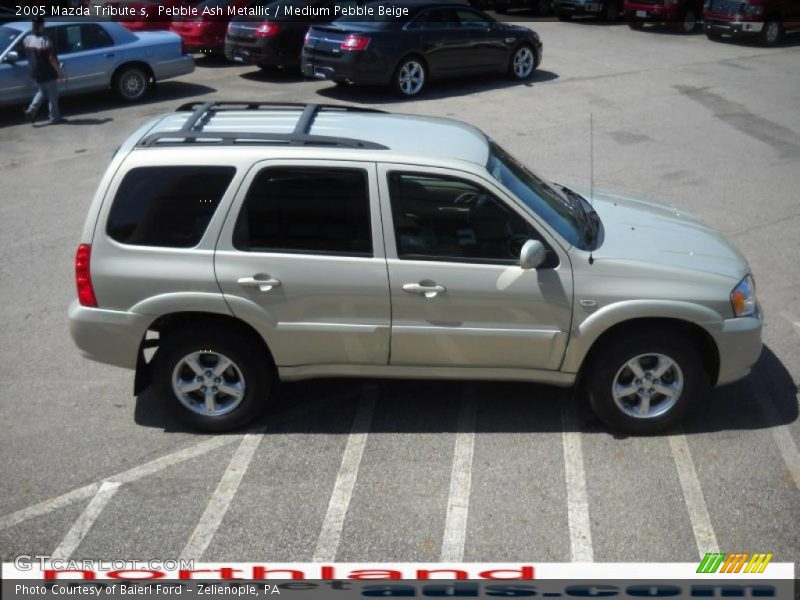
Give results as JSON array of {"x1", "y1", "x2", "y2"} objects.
[
  {"x1": 234, "y1": 167, "x2": 372, "y2": 256},
  {"x1": 455, "y1": 9, "x2": 492, "y2": 28},
  {"x1": 107, "y1": 166, "x2": 235, "y2": 247},
  {"x1": 388, "y1": 172, "x2": 556, "y2": 266}
]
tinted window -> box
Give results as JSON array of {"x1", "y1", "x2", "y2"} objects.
[
  {"x1": 455, "y1": 9, "x2": 491, "y2": 28},
  {"x1": 81, "y1": 24, "x2": 114, "y2": 50},
  {"x1": 54, "y1": 24, "x2": 113, "y2": 54},
  {"x1": 388, "y1": 172, "x2": 555, "y2": 266},
  {"x1": 107, "y1": 167, "x2": 235, "y2": 247},
  {"x1": 234, "y1": 167, "x2": 372, "y2": 256},
  {"x1": 409, "y1": 8, "x2": 458, "y2": 29},
  {"x1": 0, "y1": 26, "x2": 19, "y2": 52}
]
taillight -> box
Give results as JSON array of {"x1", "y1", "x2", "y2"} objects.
[
  {"x1": 255, "y1": 22, "x2": 280, "y2": 37},
  {"x1": 75, "y1": 243, "x2": 98, "y2": 308},
  {"x1": 340, "y1": 34, "x2": 370, "y2": 51},
  {"x1": 304, "y1": 29, "x2": 311, "y2": 44}
]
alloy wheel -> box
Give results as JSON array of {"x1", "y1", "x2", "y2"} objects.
[
  {"x1": 611, "y1": 353, "x2": 684, "y2": 419},
  {"x1": 121, "y1": 71, "x2": 146, "y2": 100},
  {"x1": 171, "y1": 351, "x2": 246, "y2": 417},
  {"x1": 398, "y1": 61, "x2": 425, "y2": 96},
  {"x1": 513, "y1": 47, "x2": 534, "y2": 79}
]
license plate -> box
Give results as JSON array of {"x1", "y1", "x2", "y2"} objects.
[
  {"x1": 313, "y1": 67, "x2": 328, "y2": 79},
  {"x1": 232, "y1": 51, "x2": 247, "y2": 63},
  {"x1": 636, "y1": 10, "x2": 647, "y2": 17}
]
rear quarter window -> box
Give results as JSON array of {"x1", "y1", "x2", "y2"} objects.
[{"x1": 106, "y1": 166, "x2": 235, "y2": 248}]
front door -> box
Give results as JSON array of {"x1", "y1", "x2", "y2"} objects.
[
  {"x1": 377, "y1": 165, "x2": 573, "y2": 371},
  {"x1": 214, "y1": 160, "x2": 391, "y2": 368}
]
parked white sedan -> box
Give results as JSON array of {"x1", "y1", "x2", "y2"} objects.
[{"x1": 0, "y1": 20, "x2": 194, "y2": 106}]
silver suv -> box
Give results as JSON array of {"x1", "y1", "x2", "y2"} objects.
[{"x1": 69, "y1": 102, "x2": 763, "y2": 434}]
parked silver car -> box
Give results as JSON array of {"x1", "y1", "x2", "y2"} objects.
[
  {"x1": 0, "y1": 20, "x2": 193, "y2": 106},
  {"x1": 68, "y1": 102, "x2": 763, "y2": 434}
]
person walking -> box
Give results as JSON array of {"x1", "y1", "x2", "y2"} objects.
[{"x1": 23, "y1": 17, "x2": 66, "y2": 125}]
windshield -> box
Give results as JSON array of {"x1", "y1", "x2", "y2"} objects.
[
  {"x1": 486, "y1": 141, "x2": 590, "y2": 250},
  {"x1": 0, "y1": 26, "x2": 20, "y2": 53}
]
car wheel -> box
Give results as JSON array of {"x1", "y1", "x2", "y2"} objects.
[
  {"x1": 761, "y1": 17, "x2": 783, "y2": 46},
  {"x1": 154, "y1": 329, "x2": 271, "y2": 432},
  {"x1": 584, "y1": 330, "x2": 707, "y2": 434},
  {"x1": 392, "y1": 57, "x2": 427, "y2": 98},
  {"x1": 603, "y1": 0, "x2": 618, "y2": 21},
  {"x1": 508, "y1": 44, "x2": 536, "y2": 81},
  {"x1": 557, "y1": 11, "x2": 572, "y2": 20},
  {"x1": 628, "y1": 20, "x2": 644, "y2": 29},
  {"x1": 677, "y1": 5, "x2": 698, "y2": 33},
  {"x1": 113, "y1": 65, "x2": 151, "y2": 103}
]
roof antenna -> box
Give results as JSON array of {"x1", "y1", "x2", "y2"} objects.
[{"x1": 589, "y1": 113, "x2": 595, "y2": 265}]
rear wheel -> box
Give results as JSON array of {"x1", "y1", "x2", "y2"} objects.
[
  {"x1": 113, "y1": 65, "x2": 151, "y2": 102},
  {"x1": 677, "y1": 5, "x2": 698, "y2": 33},
  {"x1": 584, "y1": 329, "x2": 707, "y2": 434},
  {"x1": 392, "y1": 56, "x2": 427, "y2": 98},
  {"x1": 154, "y1": 329, "x2": 271, "y2": 432}
]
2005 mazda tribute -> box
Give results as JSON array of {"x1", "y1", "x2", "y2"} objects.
[{"x1": 69, "y1": 102, "x2": 763, "y2": 434}]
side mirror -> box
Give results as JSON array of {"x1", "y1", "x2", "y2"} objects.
[
  {"x1": 520, "y1": 239, "x2": 546, "y2": 270},
  {"x1": 4, "y1": 51, "x2": 19, "y2": 63}
]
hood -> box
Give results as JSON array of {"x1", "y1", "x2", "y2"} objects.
[{"x1": 587, "y1": 191, "x2": 748, "y2": 281}]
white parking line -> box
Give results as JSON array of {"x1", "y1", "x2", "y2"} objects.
[
  {"x1": 0, "y1": 393, "x2": 353, "y2": 532},
  {"x1": 181, "y1": 433, "x2": 264, "y2": 561},
  {"x1": 751, "y1": 374, "x2": 800, "y2": 489},
  {"x1": 668, "y1": 432, "x2": 719, "y2": 556},
  {"x1": 440, "y1": 391, "x2": 477, "y2": 562},
  {"x1": 560, "y1": 399, "x2": 593, "y2": 562},
  {"x1": 313, "y1": 388, "x2": 377, "y2": 563},
  {"x1": 51, "y1": 482, "x2": 121, "y2": 560}
]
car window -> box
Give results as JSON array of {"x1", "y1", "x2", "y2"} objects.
[
  {"x1": 388, "y1": 172, "x2": 556, "y2": 266},
  {"x1": 409, "y1": 8, "x2": 458, "y2": 29},
  {"x1": 0, "y1": 25, "x2": 20, "y2": 53},
  {"x1": 233, "y1": 167, "x2": 372, "y2": 256},
  {"x1": 454, "y1": 9, "x2": 491, "y2": 29},
  {"x1": 81, "y1": 24, "x2": 114, "y2": 50},
  {"x1": 107, "y1": 166, "x2": 236, "y2": 248}
]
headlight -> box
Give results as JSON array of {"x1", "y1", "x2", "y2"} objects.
[{"x1": 730, "y1": 275, "x2": 756, "y2": 317}]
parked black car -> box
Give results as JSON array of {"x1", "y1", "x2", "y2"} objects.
[
  {"x1": 225, "y1": 0, "x2": 367, "y2": 70},
  {"x1": 302, "y1": 0, "x2": 542, "y2": 97}
]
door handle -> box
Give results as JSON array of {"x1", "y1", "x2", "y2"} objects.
[
  {"x1": 237, "y1": 275, "x2": 281, "y2": 292},
  {"x1": 403, "y1": 282, "x2": 446, "y2": 298}
]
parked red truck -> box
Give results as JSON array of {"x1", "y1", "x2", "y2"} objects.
[
  {"x1": 703, "y1": 0, "x2": 800, "y2": 45},
  {"x1": 624, "y1": 0, "x2": 703, "y2": 33}
]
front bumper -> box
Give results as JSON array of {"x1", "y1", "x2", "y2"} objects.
[
  {"x1": 69, "y1": 301, "x2": 151, "y2": 370},
  {"x1": 624, "y1": 3, "x2": 680, "y2": 21},
  {"x1": 711, "y1": 312, "x2": 763, "y2": 386},
  {"x1": 704, "y1": 18, "x2": 764, "y2": 35}
]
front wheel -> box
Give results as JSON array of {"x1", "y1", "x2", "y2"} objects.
[
  {"x1": 392, "y1": 57, "x2": 427, "y2": 98},
  {"x1": 584, "y1": 330, "x2": 707, "y2": 434},
  {"x1": 761, "y1": 18, "x2": 783, "y2": 46},
  {"x1": 113, "y1": 65, "x2": 151, "y2": 103},
  {"x1": 508, "y1": 44, "x2": 537, "y2": 80},
  {"x1": 154, "y1": 329, "x2": 271, "y2": 432},
  {"x1": 677, "y1": 6, "x2": 698, "y2": 33}
]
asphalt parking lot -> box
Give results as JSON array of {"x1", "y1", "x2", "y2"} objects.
[{"x1": 0, "y1": 20, "x2": 799, "y2": 566}]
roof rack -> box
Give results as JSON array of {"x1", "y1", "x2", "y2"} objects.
[{"x1": 138, "y1": 102, "x2": 389, "y2": 150}]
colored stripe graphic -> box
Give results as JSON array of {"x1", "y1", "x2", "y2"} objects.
[{"x1": 698, "y1": 552, "x2": 773, "y2": 574}]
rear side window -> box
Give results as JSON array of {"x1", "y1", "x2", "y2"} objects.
[
  {"x1": 107, "y1": 166, "x2": 235, "y2": 248},
  {"x1": 233, "y1": 167, "x2": 372, "y2": 256}
]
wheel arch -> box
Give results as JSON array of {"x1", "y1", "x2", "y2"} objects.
[
  {"x1": 573, "y1": 317, "x2": 720, "y2": 390},
  {"x1": 133, "y1": 311, "x2": 276, "y2": 396}
]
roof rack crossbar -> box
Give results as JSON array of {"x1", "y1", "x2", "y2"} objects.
[
  {"x1": 294, "y1": 104, "x2": 319, "y2": 136},
  {"x1": 180, "y1": 101, "x2": 214, "y2": 133},
  {"x1": 138, "y1": 130, "x2": 389, "y2": 150},
  {"x1": 176, "y1": 101, "x2": 385, "y2": 116}
]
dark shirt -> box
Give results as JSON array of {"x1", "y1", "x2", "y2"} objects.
[{"x1": 24, "y1": 32, "x2": 58, "y2": 83}]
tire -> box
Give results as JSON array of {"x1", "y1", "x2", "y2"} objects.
[
  {"x1": 584, "y1": 329, "x2": 707, "y2": 434},
  {"x1": 153, "y1": 329, "x2": 272, "y2": 432},
  {"x1": 557, "y1": 11, "x2": 572, "y2": 20},
  {"x1": 113, "y1": 65, "x2": 151, "y2": 103},
  {"x1": 760, "y1": 17, "x2": 783, "y2": 46},
  {"x1": 508, "y1": 44, "x2": 537, "y2": 81},
  {"x1": 392, "y1": 56, "x2": 427, "y2": 98},
  {"x1": 603, "y1": 0, "x2": 618, "y2": 22},
  {"x1": 676, "y1": 5, "x2": 698, "y2": 33},
  {"x1": 628, "y1": 21, "x2": 644, "y2": 29}
]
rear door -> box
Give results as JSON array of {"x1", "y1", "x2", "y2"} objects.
[
  {"x1": 214, "y1": 160, "x2": 392, "y2": 368},
  {"x1": 453, "y1": 8, "x2": 508, "y2": 71},
  {"x1": 54, "y1": 23, "x2": 116, "y2": 92},
  {"x1": 408, "y1": 8, "x2": 468, "y2": 76}
]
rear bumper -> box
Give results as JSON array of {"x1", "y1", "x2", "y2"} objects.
[
  {"x1": 225, "y1": 41, "x2": 301, "y2": 68},
  {"x1": 624, "y1": 3, "x2": 680, "y2": 21},
  {"x1": 69, "y1": 301, "x2": 151, "y2": 370},
  {"x1": 152, "y1": 54, "x2": 195, "y2": 81},
  {"x1": 704, "y1": 17, "x2": 764, "y2": 35},
  {"x1": 712, "y1": 313, "x2": 763, "y2": 386},
  {"x1": 554, "y1": 0, "x2": 604, "y2": 14},
  {"x1": 301, "y1": 53, "x2": 392, "y2": 86}
]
